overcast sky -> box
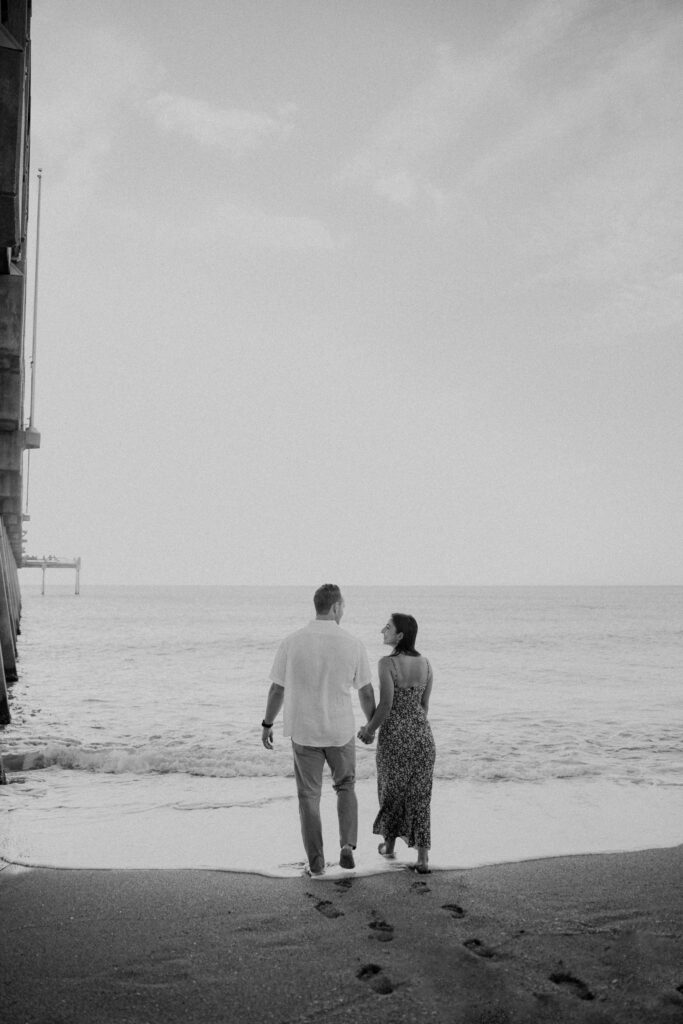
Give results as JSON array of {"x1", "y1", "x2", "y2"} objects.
[{"x1": 20, "y1": 0, "x2": 683, "y2": 586}]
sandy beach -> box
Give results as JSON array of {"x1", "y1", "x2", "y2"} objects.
[{"x1": 1, "y1": 845, "x2": 681, "y2": 1024}]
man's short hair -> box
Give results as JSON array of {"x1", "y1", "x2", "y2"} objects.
[{"x1": 314, "y1": 583, "x2": 342, "y2": 614}]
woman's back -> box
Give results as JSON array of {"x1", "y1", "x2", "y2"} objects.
[
  {"x1": 386, "y1": 653, "x2": 431, "y2": 689},
  {"x1": 373, "y1": 652, "x2": 436, "y2": 859}
]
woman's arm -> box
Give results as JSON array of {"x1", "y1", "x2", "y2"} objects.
[
  {"x1": 421, "y1": 659, "x2": 433, "y2": 714},
  {"x1": 358, "y1": 658, "x2": 394, "y2": 741}
]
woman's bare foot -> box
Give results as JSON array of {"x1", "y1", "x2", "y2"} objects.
[
  {"x1": 378, "y1": 841, "x2": 396, "y2": 858},
  {"x1": 415, "y1": 846, "x2": 430, "y2": 873}
]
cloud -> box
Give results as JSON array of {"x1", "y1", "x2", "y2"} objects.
[
  {"x1": 463, "y1": 18, "x2": 683, "y2": 190},
  {"x1": 341, "y1": 45, "x2": 462, "y2": 207},
  {"x1": 31, "y1": 21, "x2": 162, "y2": 200},
  {"x1": 521, "y1": 141, "x2": 683, "y2": 336},
  {"x1": 374, "y1": 172, "x2": 417, "y2": 206},
  {"x1": 208, "y1": 199, "x2": 336, "y2": 251},
  {"x1": 31, "y1": 14, "x2": 296, "y2": 210},
  {"x1": 341, "y1": 0, "x2": 591, "y2": 208},
  {"x1": 103, "y1": 194, "x2": 337, "y2": 253},
  {"x1": 337, "y1": 0, "x2": 683, "y2": 338},
  {"x1": 496, "y1": 17, "x2": 683, "y2": 333},
  {"x1": 30, "y1": 13, "x2": 328, "y2": 257},
  {"x1": 144, "y1": 93, "x2": 296, "y2": 156}
]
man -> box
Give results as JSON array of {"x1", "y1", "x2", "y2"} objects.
[{"x1": 261, "y1": 583, "x2": 376, "y2": 876}]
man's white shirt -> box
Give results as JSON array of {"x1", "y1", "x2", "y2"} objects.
[{"x1": 269, "y1": 620, "x2": 372, "y2": 746}]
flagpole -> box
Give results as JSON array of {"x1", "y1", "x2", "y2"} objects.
[
  {"x1": 28, "y1": 167, "x2": 42, "y2": 431},
  {"x1": 24, "y1": 168, "x2": 43, "y2": 519}
]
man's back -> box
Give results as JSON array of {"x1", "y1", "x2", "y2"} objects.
[
  {"x1": 270, "y1": 620, "x2": 371, "y2": 746},
  {"x1": 261, "y1": 584, "x2": 376, "y2": 876}
]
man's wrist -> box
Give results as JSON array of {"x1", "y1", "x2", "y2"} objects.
[{"x1": 262, "y1": 719, "x2": 273, "y2": 729}]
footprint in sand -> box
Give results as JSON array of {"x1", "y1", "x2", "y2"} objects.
[
  {"x1": 442, "y1": 903, "x2": 465, "y2": 918},
  {"x1": 356, "y1": 963, "x2": 395, "y2": 995},
  {"x1": 463, "y1": 938, "x2": 496, "y2": 959},
  {"x1": 410, "y1": 879, "x2": 430, "y2": 895},
  {"x1": 334, "y1": 877, "x2": 353, "y2": 891},
  {"x1": 309, "y1": 897, "x2": 344, "y2": 919},
  {"x1": 368, "y1": 915, "x2": 395, "y2": 942},
  {"x1": 549, "y1": 971, "x2": 594, "y2": 1001}
]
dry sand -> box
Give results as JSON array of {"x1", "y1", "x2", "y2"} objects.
[{"x1": 1, "y1": 845, "x2": 682, "y2": 1023}]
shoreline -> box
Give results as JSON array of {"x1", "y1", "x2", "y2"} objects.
[
  {"x1": 2, "y1": 845, "x2": 681, "y2": 1023},
  {"x1": 3, "y1": 773, "x2": 681, "y2": 876},
  {"x1": 1, "y1": 834, "x2": 682, "y2": 880}
]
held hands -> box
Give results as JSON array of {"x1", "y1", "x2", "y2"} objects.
[{"x1": 357, "y1": 725, "x2": 375, "y2": 745}]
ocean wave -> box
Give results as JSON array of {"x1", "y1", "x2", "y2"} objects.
[{"x1": 2, "y1": 740, "x2": 681, "y2": 787}]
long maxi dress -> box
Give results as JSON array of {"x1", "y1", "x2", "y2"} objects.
[{"x1": 372, "y1": 663, "x2": 436, "y2": 849}]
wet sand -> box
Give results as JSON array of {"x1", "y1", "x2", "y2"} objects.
[{"x1": 1, "y1": 845, "x2": 682, "y2": 1023}]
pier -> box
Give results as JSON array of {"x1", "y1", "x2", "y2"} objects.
[
  {"x1": 23, "y1": 555, "x2": 81, "y2": 595},
  {"x1": 0, "y1": 0, "x2": 35, "y2": 744}
]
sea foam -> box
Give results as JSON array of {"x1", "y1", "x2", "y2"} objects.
[{"x1": 1, "y1": 770, "x2": 681, "y2": 877}]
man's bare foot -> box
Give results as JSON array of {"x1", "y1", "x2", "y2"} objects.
[{"x1": 340, "y1": 845, "x2": 355, "y2": 869}]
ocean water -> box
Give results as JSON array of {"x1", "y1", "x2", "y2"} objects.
[{"x1": 1, "y1": 585, "x2": 681, "y2": 877}]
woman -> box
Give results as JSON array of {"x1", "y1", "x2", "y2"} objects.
[{"x1": 357, "y1": 613, "x2": 436, "y2": 873}]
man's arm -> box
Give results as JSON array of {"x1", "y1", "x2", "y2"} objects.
[
  {"x1": 261, "y1": 682, "x2": 285, "y2": 750},
  {"x1": 357, "y1": 682, "x2": 376, "y2": 724}
]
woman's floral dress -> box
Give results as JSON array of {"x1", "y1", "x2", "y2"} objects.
[{"x1": 372, "y1": 665, "x2": 436, "y2": 849}]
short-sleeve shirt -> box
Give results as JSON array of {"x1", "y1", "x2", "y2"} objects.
[{"x1": 269, "y1": 620, "x2": 372, "y2": 746}]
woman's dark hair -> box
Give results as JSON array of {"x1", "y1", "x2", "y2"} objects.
[{"x1": 390, "y1": 613, "x2": 420, "y2": 656}]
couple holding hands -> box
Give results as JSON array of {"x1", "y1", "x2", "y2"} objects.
[{"x1": 261, "y1": 583, "x2": 436, "y2": 876}]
